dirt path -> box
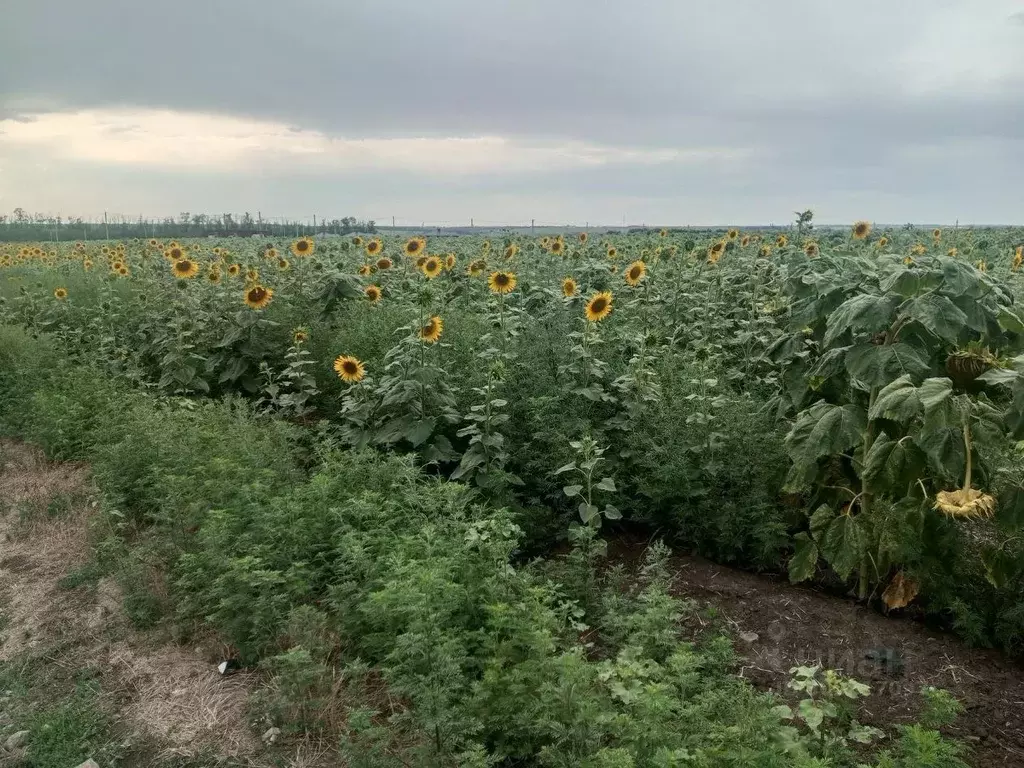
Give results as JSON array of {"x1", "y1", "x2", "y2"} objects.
[
  {"x1": 608, "y1": 536, "x2": 1024, "y2": 768},
  {"x1": 0, "y1": 441, "x2": 260, "y2": 766}
]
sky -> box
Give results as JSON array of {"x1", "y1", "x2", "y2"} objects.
[{"x1": 1, "y1": 0, "x2": 1023, "y2": 226}]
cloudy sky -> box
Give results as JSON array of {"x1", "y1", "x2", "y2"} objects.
[{"x1": 2, "y1": 0, "x2": 1023, "y2": 226}]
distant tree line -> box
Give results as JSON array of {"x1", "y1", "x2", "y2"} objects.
[{"x1": 0, "y1": 208, "x2": 376, "y2": 242}]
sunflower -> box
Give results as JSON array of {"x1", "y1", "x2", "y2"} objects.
[
  {"x1": 365, "y1": 285, "x2": 382, "y2": 303},
  {"x1": 245, "y1": 268, "x2": 260, "y2": 284},
  {"x1": 365, "y1": 238, "x2": 383, "y2": 256},
  {"x1": 467, "y1": 259, "x2": 486, "y2": 277},
  {"x1": 265, "y1": 247, "x2": 279, "y2": 260},
  {"x1": 759, "y1": 245, "x2": 772, "y2": 258},
  {"x1": 117, "y1": 265, "x2": 130, "y2": 277},
  {"x1": 419, "y1": 315, "x2": 443, "y2": 344},
  {"x1": 293, "y1": 328, "x2": 309, "y2": 344},
  {"x1": 205, "y1": 266, "x2": 221, "y2": 283},
  {"x1": 421, "y1": 255, "x2": 442, "y2": 278},
  {"x1": 376, "y1": 257, "x2": 393, "y2": 270},
  {"x1": 278, "y1": 258, "x2": 291, "y2": 271},
  {"x1": 53, "y1": 287, "x2": 68, "y2": 300},
  {"x1": 445, "y1": 254, "x2": 457, "y2": 271},
  {"x1": 333, "y1": 355, "x2": 365, "y2": 383},
  {"x1": 358, "y1": 264, "x2": 373, "y2": 276},
  {"x1": 227, "y1": 263, "x2": 241, "y2": 277},
  {"x1": 877, "y1": 236, "x2": 889, "y2": 248},
  {"x1": 352, "y1": 236, "x2": 364, "y2": 246},
  {"x1": 659, "y1": 228, "x2": 668, "y2": 238},
  {"x1": 503, "y1": 243, "x2": 519, "y2": 259},
  {"x1": 948, "y1": 247, "x2": 958, "y2": 258},
  {"x1": 934, "y1": 488, "x2": 995, "y2": 519},
  {"x1": 148, "y1": 238, "x2": 158, "y2": 248},
  {"x1": 578, "y1": 232, "x2": 589, "y2": 244},
  {"x1": 727, "y1": 228, "x2": 739, "y2": 240},
  {"x1": 932, "y1": 227, "x2": 942, "y2": 240},
  {"x1": 976, "y1": 260, "x2": 987, "y2": 272},
  {"x1": 540, "y1": 236, "x2": 551, "y2": 249},
  {"x1": 852, "y1": 220, "x2": 872, "y2": 239},
  {"x1": 624, "y1": 260, "x2": 647, "y2": 286},
  {"x1": 803, "y1": 242, "x2": 820, "y2": 258},
  {"x1": 172, "y1": 257, "x2": 200, "y2": 279},
  {"x1": 607, "y1": 246, "x2": 618, "y2": 259},
  {"x1": 910, "y1": 243, "x2": 927, "y2": 256},
  {"x1": 244, "y1": 284, "x2": 274, "y2": 310},
  {"x1": 562, "y1": 277, "x2": 578, "y2": 297},
  {"x1": 165, "y1": 245, "x2": 185, "y2": 262},
  {"x1": 83, "y1": 258, "x2": 94, "y2": 271},
  {"x1": 775, "y1": 234, "x2": 788, "y2": 247},
  {"x1": 550, "y1": 239, "x2": 565, "y2": 255},
  {"x1": 482, "y1": 240, "x2": 491, "y2": 252},
  {"x1": 291, "y1": 237, "x2": 315, "y2": 257},
  {"x1": 585, "y1": 291, "x2": 613, "y2": 322},
  {"x1": 404, "y1": 237, "x2": 426, "y2": 257},
  {"x1": 1013, "y1": 246, "x2": 1023, "y2": 272},
  {"x1": 415, "y1": 255, "x2": 429, "y2": 268},
  {"x1": 741, "y1": 235, "x2": 750, "y2": 247},
  {"x1": 488, "y1": 271, "x2": 517, "y2": 294},
  {"x1": 708, "y1": 241, "x2": 726, "y2": 262},
  {"x1": 212, "y1": 246, "x2": 222, "y2": 256}
]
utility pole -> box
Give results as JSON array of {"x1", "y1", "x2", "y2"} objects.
[
  {"x1": 104, "y1": 211, "x2": 109, "y2": 241},
  {"x1": 392, "y1": 216, "x2": 395, "y2": 229},
  {"x1": 531, "y1": 218, "x2": 534, "y2": 235}
]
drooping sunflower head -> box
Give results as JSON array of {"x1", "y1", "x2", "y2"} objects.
[
  {"x1": 708, "y1": 240, "x2": 726, "y2": 262},
  {"x1": 727, "y1": 228, "x2": 739, "y2": 240},
  {"x1": 333, "y1": 355, "x2": 365, "y2": 383},
  {"x1": 404, "y1": 237, "x2": 426, "y2": 257},
  {"x1": 933, "y1": 227, "x2": 942, "y2": 240},
  {"x1": 293, "y1": 328, "x2": 309, "y2": 344},
  {"x1": 934, "y1": 488, "x2": 995, "y2": 519},
  {"x1": 291, "y1": 237, "x2": 315, "y2": 257},
  {"x1": 540, "y1": 236, "x2": 551, "y2": 249},
  {"x1": 585, "y1": 291, "x2": 613, "y2": 322},
  {"x1": 467, "y1": 258, "x2": 486, "y2": 276},
  {"x1": 421, "y1": 255, "x2": 442, "y2": 278},
  {"x1": 415, "y1": 255, "x2": 428, "y2": 268},
  {"x1": 624, "y1": 260, "x2": 647, "y2": 286},
  {"x1": 376, "y1": 257, "x2": 393, "y2": 270},
  {"x1": 53, "y1": 287, "x2": 68, "y2": 300},
  {"x1": 852, "y1": 220, "x2": 872, "y2": 239},
  {"x1": 365, "y1": 238, "x2": 382, "y2": 256},
  {"x1": 172, "y1": 257, "x2": 200, "y2": 279},
  {"x1": 562, "y1": 277, "x2": 578, "y2": 297},
  {"x1": 364, "y1": 284, "x2": 382, "y2": 303},
  {"x1": 504, "y1": 243, "x2": 518, "y2": 260},
  {"x1": 741, "y1": 235, "x2": 751, "y2": 247},
  {"x1": 419, "y1": 315, "x2": 444, "y2": 344},
  {"x1": 578, "y1": 232, "x2": 589, "y2": 244},
  {"x1": 804, "y1": 241, "x2": 820, "y2": 258},
  {"x1": 358, "y1": 264, "x2": 373, "y2": 276},
  {"x1": 948, "y1": 247, "x2": 959, "y2": 258},
  {"x1": 445, "y1": 254, "x2": 457, "y2": 271},
  {"x1": 911, "y1": 243, "x2": 927, "y2": 256},
  {"x1": 488, "y1": 271, "x2": 517, "y2": 294},
  {"x1": 227, "y1": 263, "x2": 241, "y2": 277},
  {"x1": 1013, "y1": 246, "x2": 1023, "y2": 272},
  {"x1": 482, "y1": 240, "x2": 491, "y2": 252},
  {"x1": 352, "y1": 236, "x2": 364, "y2": 246},
  {"x1": 775, "y1": 234, "x2": 788, "y2": 247},
  {"x1": 244, "y1": 284, "x2": 274, "y2": 310},
  {"x1": 945, "y1": 343, "x2": 999, "y2": 391}
]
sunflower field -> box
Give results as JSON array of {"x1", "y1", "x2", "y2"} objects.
[{"x1": 1, "y1": 221, "x2": 1023, "y2": 764}]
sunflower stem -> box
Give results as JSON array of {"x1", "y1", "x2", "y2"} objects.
[{"x1": 962, "y1": 404, "x2": 973, "y2": 491}]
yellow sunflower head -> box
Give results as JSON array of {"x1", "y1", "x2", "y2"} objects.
[
  {"x1": 759, "y1": 245, "x2": 772, "y2": 258},
  {"x1": 365, "y1": 238, "x2": 382, "y2": 256},
  {"x1": 404, "y1": 237, "x2": 426, "y2": 257},
  {"x1": 293, "y1": 328, "x2": 309, "y2": 344},
  {"x1": 488, "y1": 271, "x2": 517, "y2": 294},
  {"x1": 911, "y1": 243, "x2": 927, "y2": 256},
  {"x1": 948, "y1": 247, "x2": 959, "y2": 257},
  {"x1": 775, "y1": 234, "x2": 788, "y2": 247},
  {"x1": 352, "y1": 236, "x2": 364, "y2": 246},
  {"x1": 358, "y1": 264, "x2": 373, "y2": 276},
  {"x1": 278, "y1": 258, "x2": 291, "y2": 271},
  {"x1": 578, "y1": 232, "x2": 589, "y2": 244},
  {"x1": 550, "y1": 239, "x2": 565, "y2": 255},
  {"x1": 741, "y1": 235, "x2": 751, "y2": 247},
  {"x1": 421, "y1": 256, "x2": 442, "y2": 278},
  {"x1": 562, "y1": 277, "x2": 578, "y2": 297},
  {"x1": 585, "y1": 291, "x2": 613, "y2": 322},
  {"x1": 624, "y1": 260, "x2": 647, "y2": 287},
  {"x1": 376, "y1": 257, "x2": 393, "y2": 270},
  {"x1": 291, "y1": 237, "x2": 315, "y2": 257},
  {"x1": 504, "y1": 243, "x2": 519, "y2": 259},
  {"x1": 207, "y1": 268, "x2": 222, "y2": 284},
  {"x1": 53, "y1": 287, "x2": 68, "y2": 300},
  {"x1": 727, "y1": 228, "x2": 739, "y2": 240},
  {"x1": 244, "y1": 284, "x2": 274, "y2": 310},
  {"x1": 365, "y1": 285, "x2": 382, "y2": 303},
  {"x1": 148, "y1": 238, "x2": 159, "y2": 247},
  {"x1": 467, "y1": 259, "x2": 486, "y2": 276},
  {"x1": 933, "y1": 227, "x2": 942, "y2": 240},
  {"x1": 934, "y1": 488, "x2": 995, "y2": 519},
  {"x1": 1012, "y1": 246, "x2": 1023, "y2": 272},
  {"x1": 117, "y1": 266, "x2": 130, "y2": 277},
  {"x1": 83, "y1": 259, "x2": 94, "y2": 271},
  {"x1": 804, "y1": 242, "x2": 820, "y2": 258},
  {"x1": 659, "y1": 228, "x2": 668, "y2": 238},
  {"x1": 172, "y1": 257, "x2": 200, "y2": 279},
  {"x1": 227, "y1": 263, "x2": 241, "y2": 277},
  {"x1": 877, "y1": 236, "x2": 889, "y2": 248},
  {"x1": 265, "y1": 247, "x2": 279, "y2": 260},
  {"x1": 333, "y1": 355, "x2": 365, "y2": 383},
  {"x1": 445, "y1": 254, "x2": 457, "y2": 271},
  {"x1": 419, "y1": 315, "x2": 444, "y2": 344},
  {"x1": 607, "y1": 246, "x2": 618, "y2": 259},
  {"x1": 165, "y1": 245, "x2": 184, "y2": 262},
  {"x1": 852, "y1": 220, "x2": 872, "y2": 239},
  {"x1": 976, "y1": 259, "x2": 987, "y2": 272}
]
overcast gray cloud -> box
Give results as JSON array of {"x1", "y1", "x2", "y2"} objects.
[{"x1": 2, "y1": 0, "x2": 1023, "y2": 225}]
